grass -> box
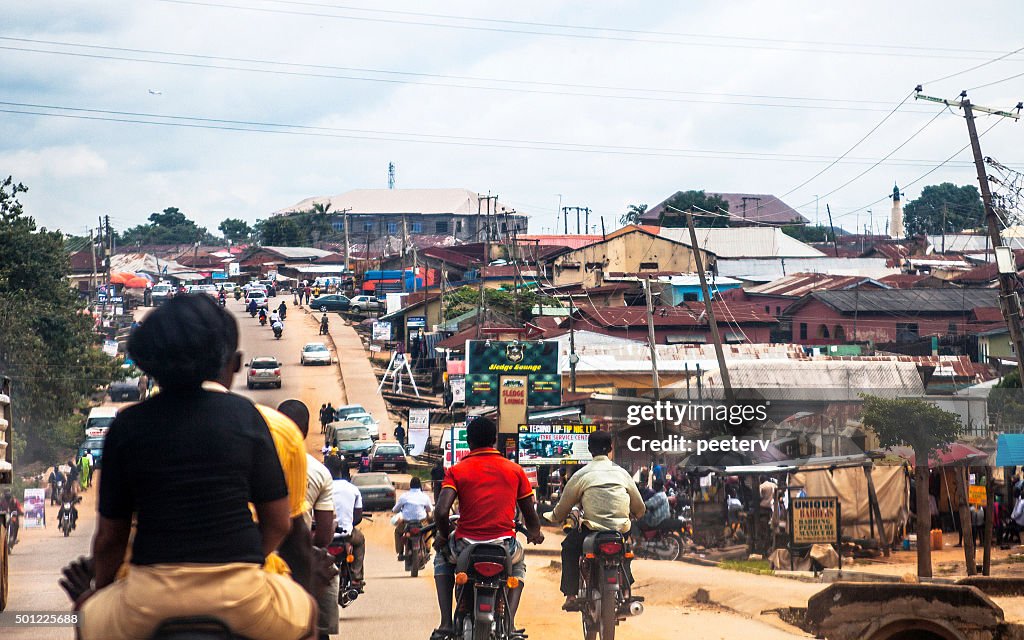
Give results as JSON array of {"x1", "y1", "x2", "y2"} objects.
[{"x1": 719, "y1": 559, "x2": 774, "y2": 576}]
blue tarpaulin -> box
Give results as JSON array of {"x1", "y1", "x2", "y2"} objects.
[{"x1": 996, "y1": 434, "x2": 1024, "y2": 467}]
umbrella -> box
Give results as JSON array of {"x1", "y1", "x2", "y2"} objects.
[
  {"x1": 887, "y1": 443, "x2": 988, "y2": 467},
  {"x1": 125, "y1": 276, "x2": 151, "y2": 289},
  {"x1": 109, "y1": 272, "x2": 132, "y2": 285}
]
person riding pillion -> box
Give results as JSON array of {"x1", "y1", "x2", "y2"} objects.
[
  {"x1": 549, "y1": 430, "x2": 645, "y2": 611},
  {"x1": 393, "y1": 477, "x2": 433, "y2": 561}
]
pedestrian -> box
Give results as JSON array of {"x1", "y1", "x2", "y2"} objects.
[
  {"x1": 48, "y1": 467, "x2": 61, "y2": 506},
  {"x1": 305, "y1": 286, "x2": 312, "y2": 304},
  {"x1": 324, "y1": 402, "x2": 334, "y2": 429},
  {"x1": 319, "y1": 313, "x2": 329, "y2": 336},
  {"x1": 430, "y1": 461, "x2": 445, "y2": 503},
  {"x1": 79, "y1": 451, "x2": 92, "y2": 490},
  {"x1": 393, "y1": 422, "x2": 406, "y2": 447}
]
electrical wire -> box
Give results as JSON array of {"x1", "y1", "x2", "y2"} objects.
[
  {"x1": 968, "y1": 70, "x2": 1024, "y2": 92},
  {"x1": 926, "y1": 44, "x2": 1024, "y2": 86}
]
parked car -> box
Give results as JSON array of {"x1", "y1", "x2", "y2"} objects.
[
  {"x1": 258, "y1": 280, "x2": 278, "y2": 297},
  {"x1": 78, "y1": 436, "x2": 105, "y2": 469},
  {"x1": 245, "y1": 290, "x2": 269, "y2": 309},
  {"x1": 300, "y1": 342, "x2": 332, "y2": 366},
  {"x1": 151, "y1": 283, "x2": 174, "y2": 305},
  {"x1": 108, "y1": 378, "x2": 141, "y2": 402},
  {"x1": 219, "y1": 282, "x2": 237, "y2": 294},
  {"x1": 349, "y1": 295, "x2": 383, "y2": 313},
  {"x1": 247, "y1": 357, "x2": 282, "y2": 389},
  {"x1": 192, "y1": 284, "x2": 219, "y2": 297},
  {"x1": 345, "y1": 412, "x2": 380, "y2": 436},
  {"x1": 368, "y1": 441, "x2": 407, "y2": 472},
  {"x1": 311, "y1": 294, "x2": 351, "y2": 312},
  {"x1": 334, "y1": 404, "x2": 367, "y2": 422},
  {"x1": 85, "y1": 406, "x2": 118, "y2": 438},
  {"x1": 351, "y1": 472, "x2": 396, "y2": 511},
  {"x1": 329, "y1": 422, "x2": 375, "y2": 457}
]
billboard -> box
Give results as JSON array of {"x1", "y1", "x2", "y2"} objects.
[
  {"x1": 465, "y1": 340, "x2": 561, "y2": 407},
  {"x1": 442, "y1": 423, "x2": 470, "y2": 469},
  {"x1": 407, "y1": 408, "x2": 430, "y2": 456},
  {"x1": 23, "y1": 488, "x2": 46, "y2": 529},
  {"x1": 517, "y1": 423, "x2": 598, "y2": 465},
  {"x1": 372, "y1": 321, "x2": 392, "y2": 341},
  {"x1": 790, "y1": 496, "x2": 840, "y2": 545}
]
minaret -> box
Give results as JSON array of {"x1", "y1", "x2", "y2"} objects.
[{"x1": 890, "y1": 183, "x2": 904, "y2": 239}]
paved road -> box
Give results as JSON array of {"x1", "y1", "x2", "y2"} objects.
[{"x1": 3, "y1": 297, "x2": 807, "y2": 639}]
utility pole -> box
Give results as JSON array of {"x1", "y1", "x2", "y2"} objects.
[
  {"x1": 568, "y1": 295, "x2": 578, "y2": 393},
  {"x1": 584, "y1": 207, "x2": 590, "y2": 235},
  {"x1": 915, "y1": 88, "x2": 1024, "y2": 384},
  {"x1": 827, "y1": 205, "x2": 839, "y2": 257},
  {"x1": 643, "y1": 278, "x2": 663, "y2": 439},
  {"x1": 683, "y1": 208, "x2": 734, "y2": 402},
  {"x1": 89, "y1": 227, "x2": 98, "y2": 299},
  {"x1": 563, "y1": 206, "x2": 569, "y2": 234},
  {"x1": 342, "y1": 207, "x2": 352, "y2": 272},
  {"x1": 401, "y1": 215, "x2": 409, "y2": 274}
]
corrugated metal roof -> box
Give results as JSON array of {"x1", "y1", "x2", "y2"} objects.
[
  {"x1": 262, "y1": 246, "x2": 335, "y2": 260},
  {"x1": 687, "y1": 360, "x2": 927, "y2": 400},
  {"x1": 747, "y1": 272, "x2": 889, "y2": 297},
  {"x1": 716, "y1": 257, "x2": 899, "y2": 282},
  {"x1": 274, "y1": 188, "x2": 521, "y2": 217},
  {"x1": 928, "y1": 234, "x2": 1024, "y2": 253},
  {"x1": 659, "y1": 227, "x2": 824, "y2": 258},
  {"x1": 811, "y1": 288, "x2": 998, "y2": 313},
  {"x1": 642, "y1": 192, "x2": 808, "y2": 225},
  {"x1": 518, "y1": 234, "x2": 604, "y2": 250}
]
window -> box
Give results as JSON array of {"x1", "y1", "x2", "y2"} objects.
[
  {"x1": 799, "y1": 323, "x2": 808, "y2": 340},
  {"x1": 639, "y1": 262, "x2": 658, "y2": 271},
  {"x1": 585, "y1": 262, "x2": 603, "y2": 271},
  {"x1": 948, "y1": 322, "x2": 958, "y2": 335},
  {"x1": 455, "y1": 220, "x2": 463, "y2": 233},
  {"x1": 501, "y1": 222, "x2": 508, "y2": 233},
  {"x1": 764, "y1": 305, "x2": 770, "y2": 314},
  {"x1": 410, "y1": 222, "x2": 422, "y2": 234},
  {"x1": 834, "y1": 325, "x2": 846, "y2": 342},
  {"x1": 817, "y1": 324, "x2": 830, "y2": 339},
  {"x1": 387, "y1": 222, "x2": 398, "y2": 235},
  {"x1": 363, "y1": 221, "x2": 374, "y2": 232},
  {"x1": 895, "y1": 322, "x2": 920, "y2": 342},
  {"x1": 684, "y1": 293, "x2": 700, "y2": 302},
  {"x1": 435, "y1": 221, "x2": 450, "y2": 234},
  {"x1": 776, "y1": 306, "x2": 781, "y2": 315}
]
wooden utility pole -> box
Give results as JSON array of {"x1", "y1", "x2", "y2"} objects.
[
  {"x1": 568, "y1": 295, "x2": 578, "y2": 393},
  {"x1": 643, "y1": 278, "x2": 663, "y2": 439},
  {"x1": 827, "y1": 205, "x2": 839, "y2": 257},
  {"x1": 683, "y1": 208, "x2": 734, "y2": 401},
  {"x1": 89, "y1": 227, "x2": 98, "y2": 297},
  {"x1": 954, "y1": 468, "x2": 978, "y2": 576},
  {"x1": 916, "y1": 89, "x2": 1024, "y2": 384}
]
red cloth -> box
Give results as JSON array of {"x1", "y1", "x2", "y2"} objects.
[{"x1": 442, "y1": 448, "x2": 533, "y2": 541}]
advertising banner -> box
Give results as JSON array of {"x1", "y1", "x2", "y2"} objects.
[
  {"x1": 372, "y1": 321, "x2": 393, "y2": 341},
  {"x1": 517, "y1": 423, "x2": 597, "y2": 465},
  {"x1": 969, "y1": 485, "x2": 987, "y2": 506},
  {"x1": 790, "y1": 496, "x2": 840, "y2": 545},
  {"x1": 407, "y1": 408, "x2": 430, "y2": 456},
  {"x1": 449, "y1": 375, "x2": 465, "y2": 406},
  {"x1": 23, "y1": 488, "x2": 46, "y2": 529},
  {"x1": 442, "y1": 422, "x2": 470, "y2": 469},
  {"x1": 528, "y1": 374, "x2": 561, "y2": 407},
  {"x1": 102, "y1": 340, "x2": 119, "y2": 358},
  {"x1": 464, "y1": 340, "x2": 561, "y2": 406},
  {"x1": 498, "y1": 376, "x2": 528, "y2": 434},
  {"x1": 465, "y1": 374, "x2": 498, "y2": 406},
  {"x1": 407, "y1": 316, "x2": 426, "y2": 328}
]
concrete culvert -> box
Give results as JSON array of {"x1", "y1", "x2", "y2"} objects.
[{"x1": 869, "y1": 619, "x2": 966, "y2": 640}]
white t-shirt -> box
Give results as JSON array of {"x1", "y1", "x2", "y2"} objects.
[
  {"x1": 393, "y1": 488, "x2": 433, "y2": 521},
  {"x1": 305, "y1": 454, "x2": 335, "y2": 529},
  {"x1": 332, "y1": 478, "x2": 363, "y2": 535}
]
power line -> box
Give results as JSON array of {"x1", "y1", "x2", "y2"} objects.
[
  {"x1": 968, "y1": 70, "x2": 1024, "y2": 91},
  {"x1": 153, "y1": 0, "x2": 1024, "y2": 62},
  {"x1": 0, "y1": 40, "x2": 940, "y2": 113},
  {"x1": 926, "y1": 44, "x2": 1024, "y2": 85},
  {"x1": 0, "y1": 100, "x2": 994, "y2": 167}
]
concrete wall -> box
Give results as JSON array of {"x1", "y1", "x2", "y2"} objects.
[
  {"x1": 788, "y1": 299, "x2": 980, "y2": 346},
  {"x1": 552, "y1": 232, "x2": 708, "y2": 288}
]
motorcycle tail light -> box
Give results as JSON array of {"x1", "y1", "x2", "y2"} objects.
[
  {"x1": 599, "y1": 542, "x2": 623, "y2": 555},
  {"x1": 473, "y1": 562, "x2": 504, "y2": 578},
  {"x1": 327, "y1": 546, "x2": 343, "y2": 555},
  {"x1": 455, "y1": 572, "x2": 469, "y2": 585},
  {"x1": 584, "y1": 553, "x2": 596, "y2": 559},
  {"x1": 606, "y1": 576, "x2": 618, "y2": 584},
  {"x1": 346, "y1": 554, "x2": 355, "y2": 563},
  {"x1": 478, "y1": 603, "x2": 492, "y2": 613},
  {"x1": 408, "y1": 528, "x2": 421, "y2": 535}
]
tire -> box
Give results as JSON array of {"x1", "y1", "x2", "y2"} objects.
[
  {"x1": 320, "y1": 306, "x2": 328, "y2": 312},
  {"x1": 656, "y1": 534, "x2": 682, "y2": 562},
  {"x1": 275, "y1": 382, "x2": 282, "y2": 389},
  {"x1": 247, "y1": 382, "x2": 254, "y2": 390},
  {"x1": 473, "y1": 615, "x2": 489, "y2": 640},
  {"x1": 0, "y1": 524, "x2": 9, "y2": 612},
  {"x1": 351, "y1": 306, "x2": 361, "y2": 313},
  {"x1": 600, "y1": 584, "x2": 617, "y2": 640}
]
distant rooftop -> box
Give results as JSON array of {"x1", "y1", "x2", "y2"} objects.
[
  {"x1": 641, "y1": 192, "x2": 808, "y2": 226},
  {"x1": 273, "y1": 188, "x2": 522, "y2": 217},
  {"x1": 658, "y1": 226, "x2": 823, "y2": 259}
]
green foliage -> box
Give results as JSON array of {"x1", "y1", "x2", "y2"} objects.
[
  {"x1": 861, "y1": 395, "x2": 963, "y2": 461},
  {"x1": 657, "y1": 191, "x2": 730, "y2": 228},
  {"x1": 256, "y1": 216, "x2": 305, "y2": 246},
  {"x1": 620, "y1": 203, "x2": 648, "y2": 226},
  {"x1": 0, "y1": 176, "x2": 120, "y2": 462},
  {"x1": 119, "y1": 207, "x2": 220, "y2": 246},
  {"x1": 988, "y1": 370, "x2": 1024, "y2": 432},
  {"x1": 904, "y1": 183, "x2": 984, "y2": 236},
  {"x1": 442, "y1": 284, "x2": 556, "y2": 322},
  {"x1": 782, "y1": 224, "x2": 834, "y2": 243},
  {"x1": 218, "y1": 217, "x2": 253, "y2": 242},
  {"x1": 720, "y1": 559, "x2": 773, "y2": 575}
]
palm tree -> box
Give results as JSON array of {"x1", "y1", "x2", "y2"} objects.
[{"x1": 620, "y1": 203, "x2": 648, "y2": 225}]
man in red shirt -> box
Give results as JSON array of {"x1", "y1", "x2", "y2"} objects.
[{"x1": 431, "y1": 417, "x2": 544, "y2": 639}]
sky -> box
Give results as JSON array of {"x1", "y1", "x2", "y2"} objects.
[{"x1": 3, "y1": 0, "x2": 1024, "y2": 238}]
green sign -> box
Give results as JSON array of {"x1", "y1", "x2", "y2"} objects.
[{"x1": 465, "y1": 340, "x2": 561, "y2": 406}]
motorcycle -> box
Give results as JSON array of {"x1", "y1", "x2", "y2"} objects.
[
  {"x1": 446, "y1": 520, "x2": 527, "y2": 640},
  {"x1": 631, "y1": 520, "x2": 685, "y2": 561},
  {"x1": 327, "y1": 515, "x2": 371, "y2": 608},
  {"x1": 258, "y1": 314, "x2": 267, "y2": 327},
  {"x1": 59, "y1": 498, "x2": 76, "y2": 537},
  {"x1": 234, "y1": 289, "x2": 242, "y2": 301},
  {"x1": 248, "y1": 307, "x2": 257, "y2": 318},
  {"x1": 6, "y1": 511, "x2": 19, "y2": 552},
  {"x1": 148, "y1": 616, "x2": 242, "y2": 640},
  {"x1": 272, "y1": 324, "x2": 283, "y2": 340},
  {"x1": 402, "y1": 520, "x2": 433, "y2": 578},
  {"x1": 577, "y1": 530, "x2": 644, "y2": 640},
  {"x1": 218, "y1": 297, "x2": 226, "y2": 308}
]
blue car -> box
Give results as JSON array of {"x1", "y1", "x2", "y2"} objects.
[{"x1": 78, "y1": 436, "x2": 105, "y2": 469}]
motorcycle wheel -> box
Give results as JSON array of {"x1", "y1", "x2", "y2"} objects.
[
  {"x1": 0, "y1": 525, "x2": 8, "y2": 611},
  {"x1": 581, "y1": 587, "x2": 600, "y2": 640},
  {"x1": 410, "y1": 549, "x2": 419, "y2": 578},
  {"x1": 656, "y1": 534, "x2": 682, "y2": 562},
  {"x1": 63, "y1": 524, "x2": 70, "y2": 537},
  {"x1": 600, "y1": 585, "x2": 617, "y2": 640}
]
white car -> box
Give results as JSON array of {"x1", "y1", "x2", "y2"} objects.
[
  {"x1": 246, "y1": 291, "x2": 269, "y2": 309},
  {"x1": 220, "y1": 282, "x2": 237, "y2": 293},
  {"x1": 192, "y1": 284, "x2": 219, "y2": 297},
  {"x1": 300, "y1": 342, "x2": 332, "y2": 366},
  {"x1": 151, "y1": 283, "x2": 174, "y2": 305}
]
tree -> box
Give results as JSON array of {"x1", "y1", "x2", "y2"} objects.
[
  {"x1": 0, "y1": 176, "x2": 119, "y2": 461},
  {"x1": 903, "y1": 183, "x2": 984, "y2": 236},
  {"x1": 620, "y1": 203, "x2": 648, "y2": 226},
  {"x1": 782, "y1": 224, "x2": 835, "y2": 244},
  {"x1": 218, "y1": 218, "x2": 253, "y2": 242},
  {"x1": 657, "y1": 191, "x2": 730, "y2": 227},
  {"x1": 861, "y1": 395, "x2": 963, "y2": 578},
  {"x1": 119, "y1": 207, "x2": 219, "y2": 246},
  {"x1": 257, "y1": 216, "x2": 304, "y2": 246}
]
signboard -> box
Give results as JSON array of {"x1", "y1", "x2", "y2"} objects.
[
  {"x1": 23, "y1": 488, "x2": 46, "y2": 529},
  {"x1": 372, "y1": 321, "x2": 393, "y2": 341},
  {"x1": 407, "y1": 408, "x2": 430, "y2": 456},
  {"x1": 407, "y1": 316, "x2": 426, "y2": 329},
  {"x1": 517, "y1": 423, "x2": 597, "y2": 465},
  {"x1": 498, "y1": 376, "x2": 528, "y2": 434},
  {"x1": 228, "y1": 261, "x2": 240, "y2": 276},
  {"x1": 102, "y1": 339, "x2": 119, "y2": 357},
  {"x1": 442, "y1": 423, "x2": 470, "y2": 469},
  {"x1": 464, "y1": 340, "x2": 561, "y2": 407},
  {"x1": 790, "y1": 496, "x2": 840, "y2": 545},
  {"x1": 449, "y1": 375, "x2": 465, "y2": 406},
  {"x1": 523, "y1": 466, "x2": 539, "y2": 488},
  {"x1": 969, "y1": 485, "x2": 987, "y2": 506}
]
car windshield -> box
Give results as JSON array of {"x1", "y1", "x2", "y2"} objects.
[
  {"x1": 153, "y1": 285, "x2": 171, "y2": 292},
  {"x1": 336, "y1": 427, "x2": 370, "y2": 441},
  {"x1": 87, "y1": 417, "x2": 115, "y2": 429},
  {"x1": 352, "y1": 473, "x2": 389, "y2": 487},
  {"x1": 335, "y1": 406, "x2": 365, "y2": 418},
  {"x1": 350, "y1": 415, "x2": 375, "y2": 425},
  {"x1": 304, "y1": 344, "x2": 328, "y2": 352},
  {"x1": 377, "y1": 446, "x2": 403, "y2": 454},
  {"x1": 251, "y1": 360, "x2": 278, "y2": 369}
]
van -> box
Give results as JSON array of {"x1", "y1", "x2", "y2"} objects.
[{"x1": 85, "y1": 406, "x2": 118, "y2": 438}]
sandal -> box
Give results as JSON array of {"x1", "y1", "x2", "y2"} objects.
[{"x1": 430, "y1": 628, "x2": 454, "y2": 640}]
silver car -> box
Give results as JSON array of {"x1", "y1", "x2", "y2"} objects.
[{"x1": 300, "y1": 342, "x2": 332, "y2": 366}]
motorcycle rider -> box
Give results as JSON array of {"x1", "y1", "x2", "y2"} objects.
[
  {"x1": 431, "y1": 416, "x2": 545, "y2": 640},
  {"x1": 549, "y1": 430, "x2": 645, "y2": 612},
  {"x1": 259, "y1": 308, "x2": 268, "y2": 325},
  {"x1": 278, "y1": 301, "x2": 288, "y2": 320},
  {"x1": 319, "y1": 313, "x2": 329, "y2": 335},
  {"x1": 325, "y1": 455, "x2": 366, "y2": 592},
  {"x1": 393, "y1": 477, "x2": 433, "y2": 561},
  {"x1": 56, "y1": 476, "x2": 80, "y2": 531},
  {"x1": 638, "y1": 480, "x2": 671, "y2": 530},
  {"x1": 272, "y1": 318, "x2": 285, "y2": 338},
  {"x1": 0, "y1": 488, "x2": 23, "y2": 546},
  {"x1": 48, "y1": 466, "x2": 63, "y2": 506},
  {"x1": 247, "y1": 297, "x2": 258, "y2": 316}
]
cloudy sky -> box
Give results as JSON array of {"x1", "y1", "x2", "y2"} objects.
[{"x1": 3, "y1": 0, "x2": 1023, "y2": 237}]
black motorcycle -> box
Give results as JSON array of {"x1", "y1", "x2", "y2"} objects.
[
  {"x1": 577, "y1": 531, "x2": 644, "y2": 640},
  {"x1": 327, "y1": 518, "x2": 371, "y2": 608},
  {"x1": 148, "y1": 616, "x2": 244, "y2": 640},
  {"x1": 402, "y1": 520, "x2": 433, "y2": 578},
  {"x1": 272, "y1": 324, "x2": 283, "y2": 340},
  {"x1": 58, "y1": 498, "x2": 77, "y2": 537},
  {"x1": 258, "y1": 314, "x2": 267, "y2": 327}
]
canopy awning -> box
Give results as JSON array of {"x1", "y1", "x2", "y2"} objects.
[{"x1": 997, "y1": 434, "x2": 1024, "y2": 467}]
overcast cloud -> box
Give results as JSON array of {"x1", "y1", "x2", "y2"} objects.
[{"x1": 3, "y1": 0, "x2": 1023, "y2": 236}]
